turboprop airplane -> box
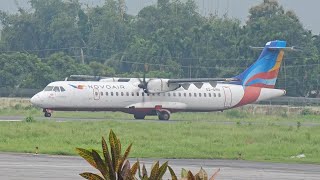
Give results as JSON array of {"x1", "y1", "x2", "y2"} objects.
[{"x1": 31, "y1": 40, "x2": 291, "y2": 120}]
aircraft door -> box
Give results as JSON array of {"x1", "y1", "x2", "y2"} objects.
[
  {"x1": 93, "y1": 88, "x2": 100, "y2": 100},
  {"x1": 223, "y1": 87, "x2": 232, "y2": 107}
]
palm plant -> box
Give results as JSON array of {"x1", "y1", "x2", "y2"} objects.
[{"x1": 76, "y1": 130, "x2": 138, "y2": 180}]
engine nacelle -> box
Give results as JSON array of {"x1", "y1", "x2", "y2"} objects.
[{"x1": 147, "y1": 79, "x2": 180, "y2": 93}]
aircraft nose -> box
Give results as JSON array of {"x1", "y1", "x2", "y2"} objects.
[{"x1": 30, "y1": 94, "x2": 41, "y2": 106}]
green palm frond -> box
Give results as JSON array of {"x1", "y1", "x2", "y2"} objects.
[
  {"x1": 76, "y1": 148, "x2": 97, "y2": 169},
  {"x1": 92, "y1": 150, "x2": 109, "y2": 179},
  {"x1": 131, "y1": 161, "x2": 139, "y2": 176},
  {"x1": 158, "y1": 161, "x2": 168, "y2": 179},
  {"x1": 168, "y1": 166, "x2": 178, "y2": 180},
  {"x1": 80, "y1": 172, "x2": 104, "y2": 180},
  {"x1": 102, "y1": 137, "x2": 115, "y2": 180}
]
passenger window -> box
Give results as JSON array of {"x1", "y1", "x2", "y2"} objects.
[
  {"x1": 136, "y1": 92, "x2": 139, "y2": 96},
  {"x1": 53, "y1": 86, "x2": 60, "y2": 92},
  {"x1": 189, "y1": 93, "x2": 192, "y2": 97},
  {"x1": 184, "y1": 93, "x2": 186, "y2": 97},
  {"x1": 168, "y1": 93, "x2": 171, "y2": 97},
  {"x1": 106, "y1": 92, "x2": 108, "y2": 96},
  {"x1": 121, "y1": 92, "x2": 124, "y2": 96},
  {"x1": 218, "y1": 93, "x2": 221, "y2": 97},
  {"x1": 95, "y1": 92, "x2": 98, "y2": 96},
  {"x1": 142, "y1": 92, "x2": 145, "y2": 96},
  {"x1": 194, "y1": 93, "x2": 197, "y2": 97},
  {"x1": 204, "y1": 93, "x2": 206, "y2": 97},
  {"x1": 126, "y1": 92, "x2": 129, "y2": 96},
  {"x1": 179, "y1": 93, "x2": 181, "y2": 97},
  {"x1": 116, "y1": 92, "x2": 119, "y2": 96},
  {"x1": 199, "y1": 93, "x2": 201, "y2": 97},
  {"x1": 60, "y1": 87, "x2": 66, "y2": 92},
  {"x1": 173, "y1": 93, "x2": 176, "y2": 97},
  {"x1": 209, "y1": 93, "x2": 211, "y2": 97},
  {"x1": 131, "y1": 92, "x2": 134, "y2": 96},
  {"x1": 101, "y1": 92, "x2": 103, "y2": 96},
  {"x1": 158, "y1": 93, "x2": 161, "y2": 96},
  {"x1": 111, "y1": 92, "x2": 114, "y2": 96},
  {"x1": 214, "y1": 93, "x2": 216, "y2": 97}
]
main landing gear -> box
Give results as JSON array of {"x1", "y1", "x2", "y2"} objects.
[
  {"x1": 43, "y1": 109, "x2": 52, "y2": 117},
  {"x1": 133, "y1": 110, "x2": 171, "y2": 121},
  {"x1": 134, "y1": 113, "x2": 146, "y2": 120},
  {"x1": 158, "y1": 110, "x2": 170, "y2": 121}
]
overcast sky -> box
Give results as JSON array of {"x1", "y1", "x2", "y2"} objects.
[{"x1": 0, "y1": 0, "x2": 319, "y2": 34}]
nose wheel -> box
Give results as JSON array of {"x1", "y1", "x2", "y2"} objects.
[
  {"x1": 43, "y1": 109, "x2": 52, "y2": 118},
  {"x1": 44, "y1": 112, "x2": 51, "y2": 117}
]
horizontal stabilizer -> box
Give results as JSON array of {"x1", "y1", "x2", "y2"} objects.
[{"x1": 250, "y1": 46, "x2": 300, "y2": 51}]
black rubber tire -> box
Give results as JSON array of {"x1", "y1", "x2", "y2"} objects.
[
  {"x1": 158, "y1": 111, "x2": 170, "y2": 121},
  {"x1": 134, "y1": 114, "x2": 146, "y2": 119},
  {"x1": 44, "y1": 112, "x2": 51, "y2": 117}
]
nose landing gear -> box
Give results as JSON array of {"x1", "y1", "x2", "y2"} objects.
[{"x1": 43, "y1": 109, "x2": 52, "y2": 117}]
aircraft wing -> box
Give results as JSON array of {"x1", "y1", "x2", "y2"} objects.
[
  {"x1": 167, "y1": 78, "x2": 239, "y2": 89},
  {"x1": 168, "y1": 78, "x2": 239, "y2": 84}
]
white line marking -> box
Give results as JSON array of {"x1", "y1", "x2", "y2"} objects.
[{"x1": 0, "y1": 120, "x2": 22, "y2": 122}]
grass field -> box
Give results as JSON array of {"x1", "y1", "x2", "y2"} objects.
[
  {"x1": 0, "y1": 98, "x2": 320, "y2": 164},
  {"x1": 0, "y1": 112, "x2": 320, "y2": 164}
]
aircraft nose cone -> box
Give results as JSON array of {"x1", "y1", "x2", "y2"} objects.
[{"x1": 30, "y1": 94, "x2": 41, "y2": 106}]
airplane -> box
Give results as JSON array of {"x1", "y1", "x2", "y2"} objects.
[{"x1": 31, "y1": 40, "x2": 291, "y2": 120}]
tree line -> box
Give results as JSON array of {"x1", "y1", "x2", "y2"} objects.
[{"x1": 0, "y1": 0, "x2": 319, "y2": 97}]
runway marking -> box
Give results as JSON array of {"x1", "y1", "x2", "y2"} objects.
[
  {"x1": 0, "y1": 164, "x2": 88, "y2": 168},
  {"x1": 0, "y1": 120, "x2": 22, "y2": 122}
]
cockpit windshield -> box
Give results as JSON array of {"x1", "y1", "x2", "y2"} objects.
[
  {"x1": 43, "y1": 86, "x2": 66, "y2": 92},
  {"x1": 53, "y1": 86, "x2": 60, "y2": 92},
  {"x1": 44, "y1": 86, "x2": 54, "y2": 91}
]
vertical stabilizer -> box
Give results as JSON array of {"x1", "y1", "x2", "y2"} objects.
[{"x1": 235, "y1": 40, "x2": 286, "y2": 88}]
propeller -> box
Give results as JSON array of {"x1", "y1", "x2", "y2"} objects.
[{"x1": 138, "y1": 64, "x2": 150, "y2": 94}]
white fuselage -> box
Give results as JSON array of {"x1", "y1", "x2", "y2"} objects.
[{"x1": 31, "y1": 80, "x2": 286, "y2": 114}]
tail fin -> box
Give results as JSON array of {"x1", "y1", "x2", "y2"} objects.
[{"x1": 234, "y1": 40, "x2": 286, "y2": 88}]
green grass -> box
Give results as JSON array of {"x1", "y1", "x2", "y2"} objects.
[
  {"x1": 1, "y1": 98, "x2": 320, "y2": 163},
  {"x1": 1, "y1": 116, "x2": 320, "y2": 164}
]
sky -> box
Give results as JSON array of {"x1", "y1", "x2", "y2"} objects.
[{"x1": 0, "y1": 0, "x2": 319, "y2": 34}]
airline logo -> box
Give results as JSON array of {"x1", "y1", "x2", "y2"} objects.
[{"x1": 69, "y1": 84, "x2": 86, "y2": 89}]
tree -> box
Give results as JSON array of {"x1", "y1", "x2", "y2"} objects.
[
  {"x1": 46, "y1": 53, "x2": 91, "y2": 81},
  {"x1": 245, "y1": 0, "x2": 319, "y2": 96},
  {"x1": 0, "y1": 53, "x2": 52, "y2": 88}
]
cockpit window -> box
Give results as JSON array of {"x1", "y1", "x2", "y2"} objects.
[
  {"x1": 44, "y1": 86, "x2": 54, "y2": 91},
  {"x1": 60, "y1": 87, "x2": 66, "y2": 92},
  {"x1": 53, "y1": 86, "x2": 60, "y2": 92}
]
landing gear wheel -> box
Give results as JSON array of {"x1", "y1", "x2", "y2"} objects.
[
  {"x1": 134, "y1": 114, "x2": 146, "y2": 120},
  {"x1": 44, "y1": 112, "x2": 51, "y2": 117},
  {"x1": 158, "y1": 111, "x2": 170, "y2": 121}
]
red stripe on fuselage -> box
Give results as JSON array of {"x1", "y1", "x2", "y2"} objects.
[
  {"x1": 246, "y1": 84, "x2": 275, "y2": 88},
  {"x1": 235, "y1": 86, "x2": 262, "y2": 107}
]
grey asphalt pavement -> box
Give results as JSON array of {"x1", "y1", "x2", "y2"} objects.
[
  {"x1": 1, "y1": 115, "x2": 320, "y2": 127},
  {"x1": 0, "y1": 153, "x2": 320, "y2": 180}
]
